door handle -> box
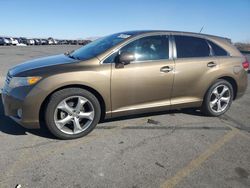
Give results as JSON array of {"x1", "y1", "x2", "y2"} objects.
[
  {"x1": 207, "y1": 61, "x2": 217, "y2": 68},
  {"x1": 160, "y1": 66, "x2": 173, "y2": 73}
]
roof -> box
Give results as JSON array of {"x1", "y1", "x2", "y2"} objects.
[{"x1": 120, "y1": 30, "x2": 230, "y2": 41}]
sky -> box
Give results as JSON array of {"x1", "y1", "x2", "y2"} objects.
[{"x1": 0, "y1": 0, "x2": 249, "y2": 42}]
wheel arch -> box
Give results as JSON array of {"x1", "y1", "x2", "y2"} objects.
[
  {"x1": 206, "y1": 76, "x2": 238, "y2": 100},
  {"x1": 217, "y1": 76, "x2": 237, "y2": 100},
  {"x1": 39, "y1": 84, "x2": 107, "y2": 126}
]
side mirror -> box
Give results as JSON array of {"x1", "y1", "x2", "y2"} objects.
[{"x1": 115, "y1": 52, "x2": 135, "y2": 68}]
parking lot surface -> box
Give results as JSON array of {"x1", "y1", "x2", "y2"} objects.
[{"x1": 0, "y1": 46, "x2": 249, "y2": 188}]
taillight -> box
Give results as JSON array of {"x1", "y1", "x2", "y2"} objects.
[{"x1": 242, "y1": 57, "x2": 249, "y2": 71}]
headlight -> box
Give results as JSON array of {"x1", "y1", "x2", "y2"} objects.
[{"x1": 9, "y1": 76, "x2": 42, "y2": 88}]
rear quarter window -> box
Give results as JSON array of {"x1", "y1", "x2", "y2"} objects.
[{"x1": 208, "y1": 41, "x2": 228, "y2": 56}]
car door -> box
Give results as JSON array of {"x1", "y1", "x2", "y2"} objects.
[
  {"x1": 171, "y1": 35, "x2": 219, "y2": 108},
  {"x1": 107, "y1": 35, "x2": 175, "y2": 117}
]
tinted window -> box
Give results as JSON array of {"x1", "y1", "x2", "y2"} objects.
[
  {"x1": 175, "y1": 36, "x2": 210, "y2": 58},
  {"x1": 208, "y1": 41, "x2": 228, "y2": 56},
  {"x1": 121, "y1": 35, "x2": 169, "y2": 61}
]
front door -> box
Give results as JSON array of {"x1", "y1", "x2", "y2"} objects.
[{"x1": 110, "y1": 35, "x2": 175, "y2": 117}]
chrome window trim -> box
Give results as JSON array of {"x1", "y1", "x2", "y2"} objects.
[
  {"x1": 128, "y1": 58, "x2": 173, "y2": 64},
  {"x1": 170, "y1": 35, "x2": 177, "y2": 59},
  {"x1": 206, "y1": 39, "x2": 214, "y2": 56}
]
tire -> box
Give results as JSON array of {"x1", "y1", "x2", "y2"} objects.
[
  {"x1": 202, "y1": 79, "x2": 233, "y2": 116},
  {"x1": 45, "y1": 88, "x2": 101, "y2": 139}
]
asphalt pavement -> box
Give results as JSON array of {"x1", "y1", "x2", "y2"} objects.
[{"x1": 0, "y1": 45, "x2": 249, "y2": 188}]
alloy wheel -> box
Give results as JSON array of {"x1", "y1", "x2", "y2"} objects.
[
  {"x1": 209, "y1": 84, "x2": 231, "y2": 113},
  {"x1": 54, "y1": 96, "x2": 95, "y2": 134}
]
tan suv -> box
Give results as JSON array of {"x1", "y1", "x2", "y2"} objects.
[{"x1": 2, "y1": 30, "x2": 249, "y2": 139}]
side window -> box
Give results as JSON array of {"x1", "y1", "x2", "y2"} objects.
[
  {"x1": 208, "y1": 41, "x2": 228, "y2": 56},
  {"x1": 103, "y1": 35, "x2": 169, "y2": 63},
  {"x1": 121, "y1": 35, "x2": 169, "y2": 62},
  {"x1": 175, "y1": 36, "x2": 210, "y2": 58}
]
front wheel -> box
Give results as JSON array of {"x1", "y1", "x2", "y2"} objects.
[
  {"x1": 45, "y1": 88, "x2": 101, "y2": 139},
  {"x1": 202, "y1": 79, "x2": 233, "y2": 116}
]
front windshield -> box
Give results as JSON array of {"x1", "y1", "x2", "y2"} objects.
[{"x1": 70, "y1": 33, "x2": 133, "y2": 60}]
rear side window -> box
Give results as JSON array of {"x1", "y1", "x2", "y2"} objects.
[
  {"x1": 175, "y1": 36, "x2": 210, "y2": 58},
  {"x1": 208, "y1": 41, "x2": 228, "y2": 56}
]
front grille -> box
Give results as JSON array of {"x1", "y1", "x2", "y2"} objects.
[{"x1": 5, "y1": 72, "x2": 12, "y2": 85}]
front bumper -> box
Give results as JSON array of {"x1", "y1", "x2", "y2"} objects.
[{"x1": 1, "y1": 87, "x2": 40, "y2": 129}]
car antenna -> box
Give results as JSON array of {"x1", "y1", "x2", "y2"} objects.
[{"x1": 199, "y1": 25, "x2": 204, "y2": 33}]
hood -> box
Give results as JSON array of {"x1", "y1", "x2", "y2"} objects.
[{"x1": 9, "y1": 54, "x2": 78, "y2": 76}]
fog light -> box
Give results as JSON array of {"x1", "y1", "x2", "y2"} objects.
[{"x1": 17, "y1": 108, "x2": 22, "y2": 118}]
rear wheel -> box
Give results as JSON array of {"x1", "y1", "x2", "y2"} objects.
[
  {"x1": 202, "y1": 79, "x2": 233, "y2": 116},
  {"x1": 45, "y1": 88, "x2": 101, "y2": 139}
]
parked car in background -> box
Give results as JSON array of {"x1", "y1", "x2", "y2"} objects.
[
  {"x1": 27, "y1": 39, "x2": 35, "y2": 45},
  {"x1": 19, "y1": 37, "x2": 28, "y2": 45},
  {"x1": 78, "y1": 40, "x2": 91, "y2": 46},
  {"x1": 58, "y1": 40, "x2": 66, "y2": 45},
  {"x1": 4, "y1": 38, "x2": 12, "y2": 45},
  {"x1": 9, "y1": 38, "x2": 19, "y2": 45},
  {"x1": 16, "y1": 43, "x2": 27, "y2": 46},
  {"x1": 1, "y1": 30, "x2": 248, "y2": 139},
  {"x1": 48, "y1": 37, "x2": 54, "y2": 45},
  {"x1": 0, "y1": 37, "x2": 4, "y2": 45},
  {"x1": 48, "y1": 37, "x2": 59, "y2": 45},
  {"x1": 34, "y1": 39, "x2": 42, "y2": 45},
  {"x1": 1, "y1": 36, "x2": 92, "y2": 46},
  {"x1": 14, "y1": 38, "x2": 20, "y2": 44},
  {"x1": 54, "y1": 39, "x2": 59, "y2": 45},
  {"x1": 4, "y1": 38, "x2": 11, "y2": 45},
  {"x1": 70, "y1": 40, "x2": 79, "y2": 45},
  {"x1": 41, "y1": 39, "x2": 49, "y2": 45}
]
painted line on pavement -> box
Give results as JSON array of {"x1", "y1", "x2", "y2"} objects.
[{"x1": 161, "y1": 129, "x2": 238, "y2": 188}]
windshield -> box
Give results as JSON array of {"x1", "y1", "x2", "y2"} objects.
[{"x1": 70, "y1": 33, "x2": 133, "y2": 60}]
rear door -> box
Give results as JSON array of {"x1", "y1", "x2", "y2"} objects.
[
  {"x1": 171, "y1": 35, "x2": 219, "y2": 107},
  {"x1": 106, "y1": 35, "x2": 175, "y2": 116}
]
